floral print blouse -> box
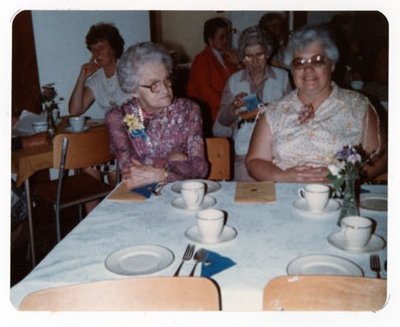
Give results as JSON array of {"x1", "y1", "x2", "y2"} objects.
[
  {"x1": 264, "y1": 83, "x2": 370, "y2": 170},
  {"x1": 105, "y1": 97, "x2": 209, "y2": 181}
]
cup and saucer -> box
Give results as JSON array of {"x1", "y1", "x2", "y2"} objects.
[
  {"x1": 185, "y1": 209, "x2": 237, "y2": 244},
  {"x1": 328, "y1": 216, "x2": 386, "y2": 253},
  {"x1": 171, "y1": 180, "x2": 216, "y2": 211},
  {"x1": 293, "y1": 184, "x2": 341, "y2": 220}
]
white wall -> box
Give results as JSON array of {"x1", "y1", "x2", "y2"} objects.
[{"x1": 31, "y1": 10, "x2": 150, "y2": 119}]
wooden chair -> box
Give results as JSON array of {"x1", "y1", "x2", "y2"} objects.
[
  {"x1": 263, "y1": 275, "x2": 387, "y2": 311},
  {"x1": 33, "y1": 127, "x2": 114, "y2": 242},
  {"x1": 19, "y1": 277, "x2": 220, "y2": 311},
  {"x1": 205, "y1": 137, "x2": 231, "y2": 181}
]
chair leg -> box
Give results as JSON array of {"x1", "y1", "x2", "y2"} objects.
[
  {"x1": 55, "y1": 204, "x2": 61, "y2": 243},
  {"x1": 78, "y1": 204, "x2": 83, "y2": 221}
]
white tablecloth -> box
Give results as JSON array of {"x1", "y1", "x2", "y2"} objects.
[{"x1": 10, "y1": 182, "x2": 387, "y2": 311}]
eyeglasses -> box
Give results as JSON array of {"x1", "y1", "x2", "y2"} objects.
[
  {"x1": 243, "y1": 52, "x2": 266, "y2": 62},
  {"x1": 140, "y1": 77, "x2": 172, "y2": 93},
  {"x1": 291, "y1": 55, "x2": 329, "y2": 70}
]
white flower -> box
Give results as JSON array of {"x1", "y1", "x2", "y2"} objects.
[{"x1": 328, "y1": 164, "x2": 341, "y2": 176}]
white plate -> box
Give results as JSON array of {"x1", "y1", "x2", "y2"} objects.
[
  {"x1": 360, "y1": 193, "x2": 387, "y2": 212},
  {"x1": 105, "y1": 245, "x2": 174, "y2": 275},
  {"x1": 185, "y1": 225, "x2": 237, "y2": 244},
  {"x1": 171, "y1": 195, "x2": 216, "y2": 211},
  {"x1": 65, "y1": 126, "x2": 90, "y2": 133},
  {"x1": 328, "y1": 231, "x2": 386, "y2": 253},
  {"x1": 171, "y1": 180, "x2": 221, "y2": 194},
  {"x1": 287, "y1": 254, "x2": 363, "y2": 276},
  {"x1": 292, "y1": 198, "x2": 341, "y2": 220}
]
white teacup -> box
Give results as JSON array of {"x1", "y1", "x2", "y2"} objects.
[
  {"x1": 340, "y1": 216, "x2": 373, "y2": 249},
  {"x1": 32, "y1": 121, "x2": 48, "y2": 133},
  {"x1": 298, "y1": 183, "x2": 330, "y2": 212},
  {"x1": 69, "y1": 116, "x2": 85, "y2": 132},
  {"x1": 196, "y1": 208, "x2": 224, "y2": 243},
  {"x1": 181, "y1": 181, "x2": 205, "y2": 210}
]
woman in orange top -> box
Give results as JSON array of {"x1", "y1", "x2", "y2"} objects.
[{"x1": 187, "y1": 17, "x2": 241, "y2": 134}]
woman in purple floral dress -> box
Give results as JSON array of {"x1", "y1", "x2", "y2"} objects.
[{"x1": 105, "y1": 42, "x2": 209, "y2": 189}]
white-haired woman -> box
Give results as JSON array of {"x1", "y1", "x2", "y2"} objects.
[
  {"x1": 215, "y1": 26, "x2": 291, "y2": 181},
  {"x1": 246, "y1": 24, "x2": 387, "y2": 182},
  {"x1": 105, "y1": 42, "x2": 208, "y2": 189}
]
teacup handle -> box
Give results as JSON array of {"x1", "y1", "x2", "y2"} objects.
[{"x1": 298, "y1": 188, "x2": 305, "y2": 199}]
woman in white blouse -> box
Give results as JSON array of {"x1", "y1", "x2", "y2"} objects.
[{"x1": 246, "y1": 24, "x2": 387, "y2": 183}]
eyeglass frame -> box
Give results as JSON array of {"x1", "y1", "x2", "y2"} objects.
[
  {"x1": 291, "y1": 54, "x2": 330, "y2": 70},
  {"x1": 139, "y1": 77, "x2": 173, "y2": 93},
  {"x1": 243, "y1": 52, "x2": 266, "y2": 62}
]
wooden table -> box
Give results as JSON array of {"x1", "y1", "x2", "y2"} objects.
[{"x1": 11, "y1": 118, "x2": 106, "y2": 267}]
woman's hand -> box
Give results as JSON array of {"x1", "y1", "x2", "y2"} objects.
[
  {"x1": 232, "y1": 92, "x2": 248, "y2": 110},
  {"x1": 223, "y1": 48, "x2": 241, "y2": 66},
  {"x1": 277, "y1": 165, "x2": 329, "y2": 183},
  {"x1": 167, "y1": 152, "x2": 188, "y2": 162},
  {"x1": 122, "y1": 159, "x2": 165, "y2": 189},
  {"x1": 80, "y1": 57, "x2": 101, "y2": 79}
]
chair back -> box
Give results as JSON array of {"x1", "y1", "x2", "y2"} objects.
[
  {"x1": 19, "y1": 277, "x2": 220, "y2": 311},
  {"x1": 263, "y1": 275, "x2": 386, "y2": 311},
  {"x1": 53, "y1": 127, "x2": 113, "y2": 169},
  {"x1": 205, "y1": 137, "x2": 231, "y2": 180}
]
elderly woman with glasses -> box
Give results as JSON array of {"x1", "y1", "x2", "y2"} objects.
[
  {"x1": 246, "y1": 24, "x2": 387, "y2": 183},
  {"x1": 214, "y1": 26, "x2": 291, "y2": 181},
  {"x1": 105, "y1": 42, "x2": 208, "y2": 189}
]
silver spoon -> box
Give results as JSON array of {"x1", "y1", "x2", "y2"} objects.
[{"x1": 189, "y1": 249, "x2": 207, "y2": 276}]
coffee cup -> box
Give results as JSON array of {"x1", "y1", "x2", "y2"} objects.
[
  {"x1": 340, "y1": 216, "x2": 373, "y2": 249},
  {"x1": 68, "y1": 116, "x2": 85, "y2": 132},
  {"x1": 298, "y1": 183, "x2": 330, "y2": 212},
  {"x1": 181, "y1": 181, "x2": 205, "y2": 210},
  {"x1": 32, "y1": 121, "x2": 48, "y2": 133},
  {"x1": 196, "y1": 208, "x2": 224, "y2": 243},
  {"x1": 243, "y1": 94, "x2": 260, "y2": 111}
]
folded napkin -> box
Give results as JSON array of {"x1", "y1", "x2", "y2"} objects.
[
  {"x1": 132, "y1": 183, "x2": 159, "y2": 198},
  {"x1": 234, "y1": 181, "x2": 276, "y2": 203},
  {"x1": 108, "y1": 182, "x2": 158, "y2": 202},
  {"x1": 200, "y1": 250, "x2": 236, "y2": 278}
]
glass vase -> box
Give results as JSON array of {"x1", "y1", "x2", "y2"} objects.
[{"x1": 337, "y1": 173, "x2": 359, "y2": 225}]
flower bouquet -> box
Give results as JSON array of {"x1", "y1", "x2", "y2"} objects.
[
  {"x1": 41, "y1": 83, "x2": 63, "y2": 112},
  {"x1": 327, "y1": 145, "x2": 366, "y2": 224}
]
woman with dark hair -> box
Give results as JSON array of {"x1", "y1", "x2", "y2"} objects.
[
  {"x1": 69, "y1": 22, "x2": 131, "y2": 116},
  {"x1": 106, "y1": 42, "x2": 208, "y2": 189},
  {"x1": 187, "y1": 17, "x2": 241, "y2": 132}
]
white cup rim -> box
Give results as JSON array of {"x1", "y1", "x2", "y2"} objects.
[
  {"x1": 341, "y1": 216, "x2": 372, "y2": 229},
  {"x1": 304, "y1": 183, "x2": 330, "y2": 193},
  {"x1": 197, "y1": 208, "x2": 223, "y2": 220}
]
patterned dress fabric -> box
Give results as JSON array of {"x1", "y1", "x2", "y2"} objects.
[
  {"x1": 265, "y1": 83, "x2": 369, "y2": 170},
  {"x1": 105, "y1": 97, "x2": 209, "y2": 182}
]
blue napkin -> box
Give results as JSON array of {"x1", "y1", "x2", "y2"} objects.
[
  {"x1": 200, "y1": 250, "x2": 236, "y2": 278},
  {"x1": 131, "y1": 183, "x2": 159, "y2": 198}
]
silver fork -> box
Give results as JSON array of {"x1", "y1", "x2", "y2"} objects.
[
  {"x1": 173, "y1": 244, "x2": 195, "y2": 276},
  {"x1": 370, "y1": 254, "x2": 381, "y2": 278}
]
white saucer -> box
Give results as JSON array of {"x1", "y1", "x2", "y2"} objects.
[
  {"x1": 171, "y1": 180, "x2": 221, "y2": 194},
  {"x1": 292, "y1": 198, "x2": 341, "y2": 220},
  {"x1": 328, "y1": 231, "x2": 386, "y2": 253},
  {"x1": 185, "y1": 225, "x2": 237, "y2": 244},
  {"x1": 171, "y1": 195, "x2": 216, "y2": 211},
  {"x1": 360, "y1": 193, "x2": 387, "y2": 212},
  {"x1": 287, "y1": 254, "x2": 363, "y2": 276},
  {"x1": 65, "y1": 126, "x2": 89, "y2": 133},
  {"x1": 104, "y1": 244, "x2": 174, "y2": 275}
]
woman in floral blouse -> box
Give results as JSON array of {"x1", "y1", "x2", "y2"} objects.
[
  {"x1": 105, "y1": 42, "x2": 209, "y2": 189},
  {"x1": 246, "y1": 24, "x2": 387, "y2": 183}
]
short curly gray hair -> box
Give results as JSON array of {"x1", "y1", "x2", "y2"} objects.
[
  {"x1": 117, "y1": 42, "x2": 173, "y2": 93},
  {"x1": 283, "y1": 24, "x2": 339, "y2": 68},
  {"x1": 237, "y1": 26, "x2": 274, "y2": 61}
]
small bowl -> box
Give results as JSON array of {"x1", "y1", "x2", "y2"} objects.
[
  {"x1": 351, "y1": 80, "x2": 364, "y2": 90},
  {"x1": 32, "y1": 121, "x2": 48, "y2": 133}
]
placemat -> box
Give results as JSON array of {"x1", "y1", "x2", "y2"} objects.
[
  {"x1": 107, "y1": 182, "x2": 147, "y2": 202},
  {"x1": 234, "y1": 181, "x2": 276, "y2": 203}
]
